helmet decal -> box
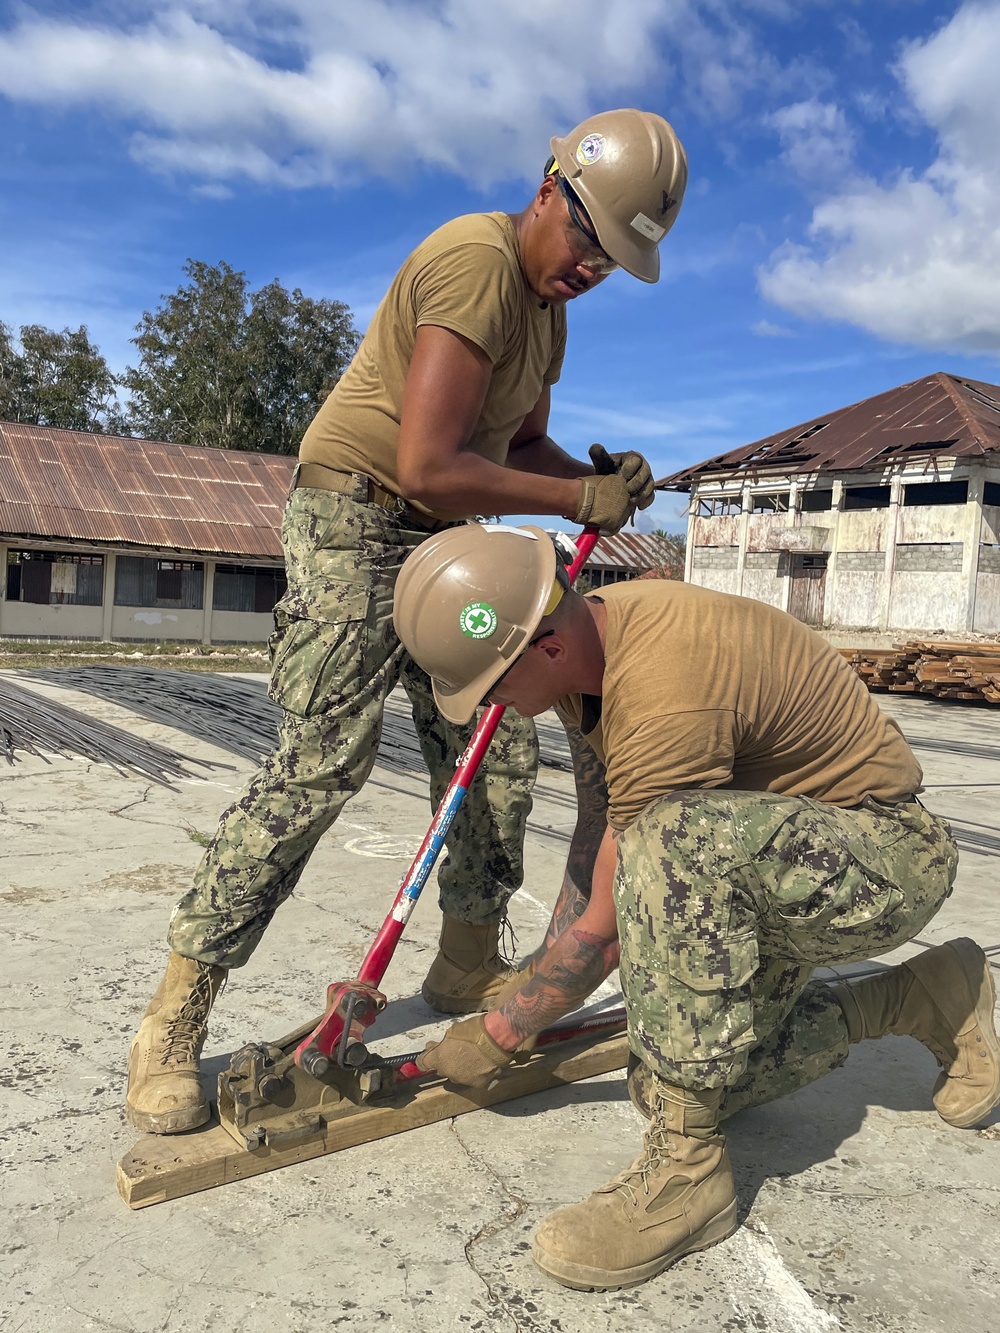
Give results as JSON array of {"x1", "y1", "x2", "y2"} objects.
[
  {"x1": 575, "y1": 132, "x2": 605, "y2": 167},
  {"x1": 459, "y1": 601, "x2": 499, "y2": 640}
]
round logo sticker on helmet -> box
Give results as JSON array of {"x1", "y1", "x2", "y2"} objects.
[
  {"x1": 575, "y1": 132, "x2": 605, "y2": 167},
  {"x1": 459, "y1": 601, "x2": 499, "y2": 640}
]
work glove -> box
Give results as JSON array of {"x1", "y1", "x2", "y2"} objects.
[
  {"x1": 589, "y1": 443, "x2": 656, "y2": 511},
  {"x1": 416, "y1": 1014, "x2": 516, "y2": 1089},
  {"x1": 570, "y1": 469, "x2": 634, "y2": 535}
]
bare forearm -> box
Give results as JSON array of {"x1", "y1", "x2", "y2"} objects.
[
  {"x1": 535, "y1": 725, "x2": 609, "y2": 953},
  {"x1": 507, "y1": 434, "x2": 594, "y2": 481},
  {"x1": 399, "y1": 448, "x2": 582, "y2": 519},
  {"x1": 485, "y1": 927, "x2": 620, "y2": 1049}
]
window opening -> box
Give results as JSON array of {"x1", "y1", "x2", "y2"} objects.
[
  {"x1": 902, "y1": 480, "x2": 968, "y2": 507},
  {"x1": 5, "y1": 550, "x2": 104, "y2": 606},
  {"x1": 843, "y1": 485, "x2": 891, "y2": 511}
]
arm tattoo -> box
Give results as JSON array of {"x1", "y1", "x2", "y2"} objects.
[
  {"x1": 495, "y1": 927, "x2": 620, "y2": 1045},
  {"x1": 539, "y1": 724, "x2": 609, "y2": 954}
]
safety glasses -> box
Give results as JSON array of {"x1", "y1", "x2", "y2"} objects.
[
  {"x1": 557, "y1": 176, "x2": 619, "y2": 275},
  {"x1": 479, "y1": 630, "x2": 555, "y2": 708}
]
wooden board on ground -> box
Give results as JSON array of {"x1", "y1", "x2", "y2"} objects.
[{"x1": 117, "y1": 1029, "x2": 630, "y2": 1210}]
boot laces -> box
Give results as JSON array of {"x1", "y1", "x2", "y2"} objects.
[
  {"x1": 616, "y1": 1101, "x2": 675, "y2": 1207},
  {"x1": 498, "y1": 912, "x2": 518, "y2": 968},
  {"x1": 159, "y1": 969, "x2": 215, "y2": 1066}
]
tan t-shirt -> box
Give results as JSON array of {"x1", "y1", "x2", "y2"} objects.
[
  {"x1": 556, "y1": 580, "x2": 922, "y2": 831},
  {"x1": 300, "y1": 211, "x2": 567, "y2": 519}
]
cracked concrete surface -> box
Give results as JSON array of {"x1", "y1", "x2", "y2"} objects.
[{"x1": 1, "y1": 677, "x2": 999, "y2": 1331}]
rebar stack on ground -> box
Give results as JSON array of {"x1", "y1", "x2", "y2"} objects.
[
  {"x1": 23, "y1": 666, "x2": 577, "y2": 785},
  {"x1": 0, "y1": 675, "x2": 218, "y2": 787},
  {"x1": 25, "y1": 666, "x2": 283, "y2": 766}
]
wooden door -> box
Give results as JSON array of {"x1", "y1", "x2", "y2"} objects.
[{"x1": 788, "y1": 554, "x2": 827, "y2": 625}]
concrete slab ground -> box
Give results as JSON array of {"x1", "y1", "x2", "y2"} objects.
[{"x1": 1, "y1": 675, "x2": 999, "y2": 1333}]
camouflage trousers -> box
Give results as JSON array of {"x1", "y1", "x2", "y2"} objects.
[
  {"x1": 168, "y1": 479, "x2": 538, "y2": 968},
  {"x1": 614, "y1": 790, "x2": 958, "y2": 1096}
]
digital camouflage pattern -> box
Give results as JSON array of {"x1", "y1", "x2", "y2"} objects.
[
  {"x1": 168, "y1": 479, "x2": 538, "y2": 968},
  {"x1": 613, "y1": 789, "x2": 958, "y2": 1091}
]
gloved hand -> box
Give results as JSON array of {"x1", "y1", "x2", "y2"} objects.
[
  {"x1": 589, "y1": 444, "x2": 655, "y2": 510},
  {"x1": 570, "y1": 470, "x2": 635, "y2": 535},
  {"x1": 416, "y1": 1014, "x2": 516, "y2": 1088}
]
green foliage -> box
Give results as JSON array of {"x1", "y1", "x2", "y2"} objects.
[
  {"x1": 644, "y1": 530, "x2": 687, "y2": 580},
  {"x1": 121, "y1": 260, "x2": 360, "y2": 454},
  {"x1": 0, "y1": 321, "x2": 124, "y2": 432}
]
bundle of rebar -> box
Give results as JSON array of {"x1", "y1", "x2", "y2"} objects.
[
  {"x1": 840, "y1": 641, "x2": 1000, "y2": 703},
  {"x1": 23, "y1": 666, "x2": 280, "y2": 766},
  {"x1": 0, "y1": 675, "x2": 216, "y2": 786}
]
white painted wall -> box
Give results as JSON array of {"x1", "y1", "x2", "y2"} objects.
[
  {"x1": 0, "y1": 601, "x2": 103, "y2": 638},
  {"x1": 110, "y1": 607, "x2": 204, "y2": 641},
  {"x1": 211, "y1": 610, "x2": 275, "y2": 643},
  {"x1": 889, "y1": 573, "x2": 967, "y2": 631},
  {"x1": 837, "y1": 509, "x2": 889, "y2": 551}
]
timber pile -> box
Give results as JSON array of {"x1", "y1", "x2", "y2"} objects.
[{"x1": 840, "y1": 641, "x2": 1000, "y2": 703}]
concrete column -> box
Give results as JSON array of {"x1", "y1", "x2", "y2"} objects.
[
  {"x1": 683, "y1": 496, "x2": 696, "y2": 583},
  {"x1": 734, "y1": 484, "x2": 752, "y2": 596},
  {"x1": 0, "y1": 541, "x2": 7, "y2": 636},
  {"x1": 201, "y1": 560, "x2": 216, "y2": 644},
  {"x1": 825, "y1": 480, "x2": 844, "y2": 624},
  {"x1": 101, "y1": 551, "x2": 117, "y2": 643},
  {"x1": 961, "y1": 470, "x2": 984, "y2": 631},
  {"x1": 877, "y1": 473, "x2": 902, "y2": 631}
]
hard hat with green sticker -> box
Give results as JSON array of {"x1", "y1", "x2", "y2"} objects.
[{"x1": 458, "y1": 601, "x2": 498, "y2": 640}]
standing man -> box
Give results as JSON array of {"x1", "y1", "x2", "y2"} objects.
[
  {"x1": 394, "y1": 523, "x2": 1000, "y2": 1291},
  {"x1": 125, "y1": 110, "x2": 689, "y2": 1135}
]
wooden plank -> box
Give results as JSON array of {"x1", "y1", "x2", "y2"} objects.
[{"x1": 117, "y1": 1030, "x2": 630, "y2": 1209}]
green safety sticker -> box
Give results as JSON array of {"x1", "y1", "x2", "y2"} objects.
[{"x1": 459, "y1": 601, "x2": 498, "y2": 640}]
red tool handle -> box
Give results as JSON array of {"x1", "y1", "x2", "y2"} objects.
[
  {"x1": 295, "y1": 524, "x2": 601, "y2": 1074},
  {"x1": 357, "y1": 523, "x2": 601, "y2": 988}
]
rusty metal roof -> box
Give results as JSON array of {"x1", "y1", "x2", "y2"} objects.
[
  {"x1": 585, "y1": 531, "x2": 681, "y2": 570},
  {"x1": 0, "y1": 422, "x2": 294, "y2": 558},
  {"x1": 658, "y1": 372, "x2": 1000, "y2": 491}
]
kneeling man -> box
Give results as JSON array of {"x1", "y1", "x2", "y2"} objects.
[{"x1": 392, "y1": 522, "x2": 1000, "y2": 1292}]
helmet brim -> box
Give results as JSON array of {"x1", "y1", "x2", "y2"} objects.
[{"x1": 550, "y1": 134, "x2": 663, "y2": 285}]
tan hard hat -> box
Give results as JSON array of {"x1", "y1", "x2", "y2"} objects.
[
  {"x1": 393, "y1": 524, "x2": 559, "y2": 725},
  {"x1": 550, "y1": 108, "x2": 688, "y2": 283}
]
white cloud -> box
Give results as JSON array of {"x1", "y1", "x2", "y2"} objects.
[
  {"x1": 0, "y1": 1, "x2": 813, "y2": 190},
  {"x1": 751, "y1": 318, "x2": 793, "y2": 337},
  {"x1": 0, "y1": 2, "x2": 666, "y2": 188},
  {"x1": 765, "y1": 98, "x2": 855, "y2": 183},
  {"x1": 759, "y1": 0, "x2": 1000, "y2": 353}
]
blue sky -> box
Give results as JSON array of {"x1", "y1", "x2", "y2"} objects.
[{"x1": 1, "y1": 1, "x2": 999, "y2": 532}]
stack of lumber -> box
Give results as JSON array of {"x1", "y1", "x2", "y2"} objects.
[{"x1": 839, "y1": 641, "x2": 1000, "y2": 703}]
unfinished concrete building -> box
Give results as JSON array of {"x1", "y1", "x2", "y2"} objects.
[{"x1": 660, "y1": 372, "x2": 1000, "y2": 632}]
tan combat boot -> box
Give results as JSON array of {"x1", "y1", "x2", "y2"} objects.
[
  {"x1": 532, "y1": 1080, "x2": 738, "y2": 1291},
  {"x1": 125, "y1": 952, "x2": 227, "y2": 1134},
  {"x1": 626, "y1": 1050, "x2": 655, "y2": 1119},
  {"x1": 830, "y1": 936, "x2": 1000, "y2": 1128},
  {"x1": 421, "y1": 914, "x2": 514, "y2": 1014}
]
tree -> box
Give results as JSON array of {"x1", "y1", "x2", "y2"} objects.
[
  {"x1": 0, "y1": 321, "x2": 123, "y2": 432},
  {"x1": 122, "y1": 260, "x2": 360, "y2": 454},
  {"x1": 638, "y1": 529, "x2": 687, "y2": 581}
]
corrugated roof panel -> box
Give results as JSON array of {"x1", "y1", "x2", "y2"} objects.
[
  {"x1": 658, "y1": 373, "x2": 1000, "y2": 489},
  {"x1": 0, "y1": 422, "x2": 293, "y2": 558}
]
